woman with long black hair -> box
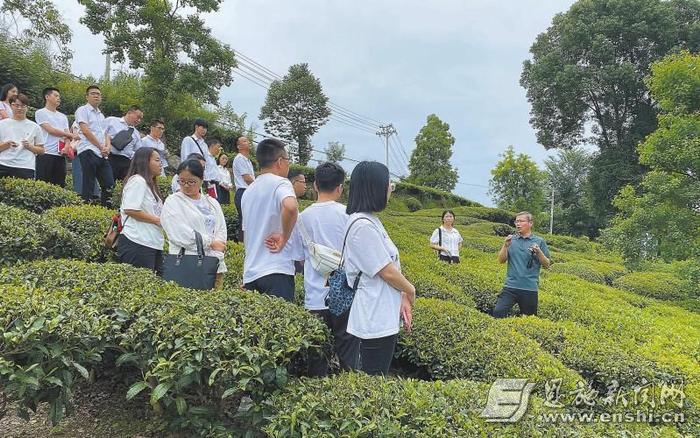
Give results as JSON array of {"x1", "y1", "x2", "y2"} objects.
[
  {"x1": 117, "y1": 147, "x2": 165, "y2": 274},
  {"x1": 0, "y1": 83, "x2": 18, "y2": 120}
]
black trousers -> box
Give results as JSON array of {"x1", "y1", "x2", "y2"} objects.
[
  {"x1": 244, "y1": 273, "x2": 295, "y2": 302},
  {"x1": 78, "y1": 151, "x2": 114, "y2": 206},
  {"x1": 358, "y1": 334, "x2": 398, "y2": 376},
  {"x1": 35, "y1": 154, "x2": 67, "y2": 187},
  {"x1": 493, "y1": 286, "x2": 538, "y2": 318},
  {"x1": 307, "y1": 309, "x2": 360, "y2": 376},
  {"x1": 439, "y1": 254, "x2": 460, "y2": 264},
  {"x1": 108, "y1": 153, "x2": 131, "y2": 181},
  {"x1": 234, "y1": 188, "x2": 245, "y2": 240},
  {"x1": 0, "y1": 164, "x2": 33, "y2": 179},
  {"x1": 217, "y1": 184, "x2": 230, "y2": 205},
  {"x1": 117, "y1": 234, "x2": 163, "y2": 276}
]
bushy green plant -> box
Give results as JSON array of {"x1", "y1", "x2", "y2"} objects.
[
  {"x1": 0, "y1": 177, "x2": 82, "y2": 213},
  {"x1": 404, "y1": 196, "x2": 423, "y2": 212},
  {"x1": 220, "y1": 203, "x2": 240, "y2": 241},
  {"x1": 550, "y1": 259, "x2": 627, "y2": 285},
  {"x1": 44, "y1": 204, "x2": 115, "y2": 262},
  {"x1": 0, "y1": 261, "x2": 328, "y2": 434},
  {"x1": 613, "y1": 271, "x2": 691, "y2": 301},
  {"x1": 0, "y1": 203, "x2": 90, "y2": 265}
]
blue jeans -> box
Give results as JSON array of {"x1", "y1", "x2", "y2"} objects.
[{"x1": 71, "y1": 156, "x2": 100, "y2": 197}]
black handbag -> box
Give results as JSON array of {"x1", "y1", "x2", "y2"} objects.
[
  {"x1": 162, "y1": 231, "x2": 219, "y2": 290},
  {"x1": 111, "y1": 127, "x2": 135, "y2": 151}
]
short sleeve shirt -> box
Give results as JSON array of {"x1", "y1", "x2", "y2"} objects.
[
  {"x1": 0, "y1": 118, "x2": 44, "y2": 170},
  {"x1": 74, "y1": 104, "x2": 106, "y2": 157},
  {"x1": 232, "y1": 153, "x2": 255, "y2": 189},
  {"x1": 180, "y1": 136, "x2": 206, "y2": 162},
  {"x1": 429, "y1": 226, "x2": 463, "y2": 257},
  {"x1": 505, "y1": 233, "x2": 550, "y2": 291},
  {"x1": 105, "y1": 116, "x2": 142, "y2": 158},
  {"x1": 120, "y1": 175, "x2": 164, "y2": 250},
  {"x1": 35, "y1": 108, "x2": 69, "y2": 156},
  {"x1": 141, "y1": 135, "x2": 167, "y2": 169},
  {"x1": 345, "y1": 213, "x2": 402, "y2": 339}
]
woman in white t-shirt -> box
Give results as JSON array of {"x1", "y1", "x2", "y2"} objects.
[
  {"x1": 117, "y1": 147, "x2": 165, "y2": 273},
  {"x1": 343, "y1": 161, "x2": 416, "y2": 376},
  {"x1": 216, "y1": 153, "x2": 232, "y2": 205},
  {"x1": 0, "y1": 84, "x2": 18, "y2": 120},
  {"x1": 429, "y1": 210, "x2": 463, "y2": 264},
  {"x1": 161, "y1": 158, "x2": 228, "y2": 289}
]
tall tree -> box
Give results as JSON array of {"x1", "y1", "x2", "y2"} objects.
[
  {"x1": 78, "y1": 0, "x2": 235, "y2": 122},
  {"x1": 0, "y1": 0, "x2": 72, "y2": 65},
  {"x1": 406, "y1": 114, "x2": 458, "y2": 191},
  {"x1": 259, "y1": 63, "x2": 331, "y2": 165},
  {"x1": 602, "y1": 51, "x2": 700, "y2": 266},
  {"x1": 520, "y1": 0, "x2": 700, "y2": 225},
  {"x1": 324, "y1": 141, "x2": 345, "y2": 164},
  {"x1": 489, "y1": 146, "x2": 546, "y2": 213},
  {"x1": 544, "y1": 147, "x2": 597, "y2": 236}
]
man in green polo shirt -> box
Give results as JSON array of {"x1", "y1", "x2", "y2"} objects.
[{"x1": 493, "y1": 211, "x2": 551, "y2": 318}]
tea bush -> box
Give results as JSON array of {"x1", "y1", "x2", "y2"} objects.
[
  {"x1": 613, "y1": 271, "x2": 692, "y2": 301},
  {"x1": 550, "y1": 259, "x2": 627, "y2": 285},
  {"x1": 0, "y1": 177, "x2": 82, "y2": 213},
  {"x1": 44, "y1": 204, "x2": 115, "y2": 262}
]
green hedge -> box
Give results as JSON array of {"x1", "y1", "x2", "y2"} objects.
[
  {"x1": 613, "y1": 271, "x2": 692, "y2": 301},
  {"x1": 0, "y1": 177, "x2": 82, "y2": 213},
  {"x1": 550, "y1": 259, "x2": 627, "y2": 285},
  {"x1": 396, "y1": 298, "x2": 581, "y2": 387},
  {"x1": 261, "y1": 373, "x2": 678, "y2": 437},
  {"x1": 44, "y1": 204, "x2": 115, "y2": 262},
  {"x1": 221, "y1": 203, "x2": 240, "y2": 241},
  {"x1": 394, "y1": 181, "x2": 478, "y2": 208},
  {"x1": 411, "y1": 206, "x2": 515, "y2": 225},
  {"x1": 0, "y1": 203, "x2": 90, "y2": 265},
  {"x1": 0, "y1": 261, "x2": 328, "y2": 434}
]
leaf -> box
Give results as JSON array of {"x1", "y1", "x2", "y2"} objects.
[
  {"x1": 150, "y1": 382, "x2": 171, "y2": 405},
  {"x1": 115, "y1": 352, "x2": 139, "y2": 367},
  {"x1": 175, "y1": 397, "x2": 187, "y2": 415},
  {"x1": 48, "y1": 398, "x2": 64, "y2": 426},
  {"x1": 71, "y1": 362, "x2": 89, "y2": 380},
  {"x1": 126, "y1": 381, "x2": 148, "y2": 400},
  {"x1": 208, "y1": 367, "x2": 223, "y2": 386},
  {"x1": 221, "y1": 388, "x2": 237, "y2": 400}
]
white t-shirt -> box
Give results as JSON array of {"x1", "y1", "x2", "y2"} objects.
[
  {"x1": 0, "y1": 102, "x2": 13, "y2": 119},
  {"x1": 430, "y1": 226, "x2": 463, "y2": 257},
  {"x1": 120, "y1": 175, "x2": 164, "y2": 250},
  {"x1": 345, "y1": 213, "x2": 402, "y2": 339},
  {"x1": 241, "y1": 173, "x2": 297, "y2": 283},
  {"x1": 294, "y1": 201, "x2": 349, "y2": 310},
  {"x1": 180, "y1": 135, "x2": 207, "y2": 162},
  {"x1": 232, "y1": 153, "x2": 255, "y2": 189},
  {"x1": 0, "y1": 118, "x2": 44, "y2": 170},
  {"x1": 105, "y1": 116, "x2": 142, "y2": 158},
  {"x1": 189, "y1": 196, "x2": 217, "y2": 237},
  {"x1": 74, "y1": 104, "x2": 106, "y2": 157},
  {"x1": 35, "y1": 108, "x2": 69, "y2": 156},
  {"x1": 218, "y1": 165, "x2": 232, "y2": 189},
  {"x1": 203, "y1": 150, "x2": 219, "y2": 181},
  {"x1": 141, "y1": 135, "x2": 167, "y2": 169},
  {"x1": 171, "y1": 174, "x2": 180, "y2": 192}
]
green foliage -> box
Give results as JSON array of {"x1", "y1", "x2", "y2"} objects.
[
  {"x1": 406, "y1": 114, "x2": 458, "y2": 191},
  {"x1": 603, "y1": 52, "x2": 700, "y2": 265},
  {"x1": 403, "y1": 196, "x2": 422, "y2": 212},
  {"x1": 43, "y1": 204, "x2": 115, "y2": 262},
  {"x1": 0, "y1": 261, "x2": 328, "y2": 434},
  {"x1": 220, "y1": 204, "x2": 240, "y2": 241},
  {"x1": 393, "y1": 181, "x2": 477, "y2": 208},
  {"x1": 0, "y1": 203, "x2": 89, "y2": 265},
  {"x1": 323, "y1": 140, "x2": 345, "y2": 164},
  {"x1": 396, "y1": 298, "x2": 581, "y2": 386},
  {"x1": 613, "y1": 271, "x2": 693, "y2": 301},
  {"x1": 549, "y1": 259, "x2": 627, "y2": 285},
  {"x1": 520, "y1": 0, "x2": 700, "y2": 224},
  {"x1": 411, "y1": 205, "x2": 515, "y2": 225},
  {"x1": 0, "y1": 177, "x2": 82, "y2": 213},
  {"x1": 78, "y1": 0, "x2": 235, "y2": 125},
  {"x1": 259, "y1": 64, "x2": 331, "y2": 165},
  {"x1": 489, "y1": 145, "x2": 546, "y2": 213}
]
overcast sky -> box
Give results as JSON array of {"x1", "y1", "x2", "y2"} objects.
[{"x1": 55, "y1": 0, "x2": 578, "y2": 206}]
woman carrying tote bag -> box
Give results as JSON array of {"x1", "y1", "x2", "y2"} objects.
[{"x1": 161, "y1": 158, "x2": 228, "y2": 289}]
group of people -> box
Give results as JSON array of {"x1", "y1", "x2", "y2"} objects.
[{"x1": 0, "y1": 80, "x2": 552, "y2": 378}]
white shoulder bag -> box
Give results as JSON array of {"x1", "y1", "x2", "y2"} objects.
[{"x1": 297, "y1": 217, "x2": 342, "y2": 277}]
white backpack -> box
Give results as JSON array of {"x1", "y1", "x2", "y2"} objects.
[{"x1": 296, "y1": 217, "x2": 342, "y2": 277}]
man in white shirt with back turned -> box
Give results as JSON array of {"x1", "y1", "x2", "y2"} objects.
[
  {"x1": 75, "y1": 85, "x2": 114, "y2": 206},
  {"x1": 35, "y1": 87, "x2": 79, "y2": 187},
  {"x1": 241, "y1": 138, "x2": 298, "y2": 302}
]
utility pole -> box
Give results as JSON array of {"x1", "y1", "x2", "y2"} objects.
[
  {"x1": 104, "y1": 53, "x2": 111, "y2": 81},
  {"x1": 549, "y1": 183, "x2": 555, "y2": 234},
  {"x1": 376, "y1": 124, "x2": 396, "y2": 170}
]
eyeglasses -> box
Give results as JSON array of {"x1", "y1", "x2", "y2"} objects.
[
  {"x1": 10, "y1": 103, "x2": 27, "y2": 109},
  {"x1": 179, "y1": 179, "x2": 200, "y2": 187},
  {"x1": 279, "y1": 156, "x2": 290, "y2": 162},
  {"x1": 514, "y1": 219, "x2": 531, "y2": 224}
]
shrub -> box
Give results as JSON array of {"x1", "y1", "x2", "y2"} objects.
[
  {"x1": 404, "y1": 196, "x2": 423, "y2": 212},
  {"x1": 0, "y1": 203, "x2": 90, "y2": 265},
  {"x1": 394, "y1": 181, "x2": 477, "y2": 208},
  {"x1": 396, "y1": 298, "x2": 581, "y2": 387},
  {"x1": 613, "y1": 271, "x2": 691, "y2": 301},
  {"x1": 261, "y1": 373, "x2": 676, "y2": 437},
  {"x1": 44, "y1": 204, "x2": 115, "y2": 262},
  {"x1": 550, "y1": 259, "x2": 627, "y2": 285},
  {"x1": 220, "y1": 203, "x2": 240, "y2": 241},
  {"x1": 411, "y1": 206, "x2": 515, "y2": 224},
  {"x1": 0, "y1": 261, "x2": 328, "y2": 434},
  {"x1": 0, "y1": 177, "x2": 82, "y2": 213}
]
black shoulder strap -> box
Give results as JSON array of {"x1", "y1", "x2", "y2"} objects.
[
  {"x1": 191, "y1": 136, "x2": 205, "y2": 157},
  {"x1": 438, "y1": 227, "x2": 442, "y2": 247}
]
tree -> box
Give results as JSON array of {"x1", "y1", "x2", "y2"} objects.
[
  {"x1": 544, "y1": 147, "x2": 598, "y2": 236},
  {"x1": 78, "y1": 0, "x2": 235, "y2": 123},
  {"x1": 0, "y1": 0, "x2": 72, "y2": 65},
  {"x1": 259, "y1": 63, "x2": 331, "y2": 165},
  {"x1": 489, "y1": 146, "x2": 546, "y2": 213},
  {"x1": 324, "y1": 141, "x2": 345, "y2": 163},
  {"x1": 602, "y1": 51, "x2": 700, "y2": 266},
  {"x1": 520, "y1": 0, "x2": 700, "y2": 225},
  {"x1": 406, "y1": 114, "x2": 458, "y2": 191}
]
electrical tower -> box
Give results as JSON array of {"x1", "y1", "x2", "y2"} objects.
[{"x1": 376, "y1": 124, "x2": 397, "y2": 171}]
